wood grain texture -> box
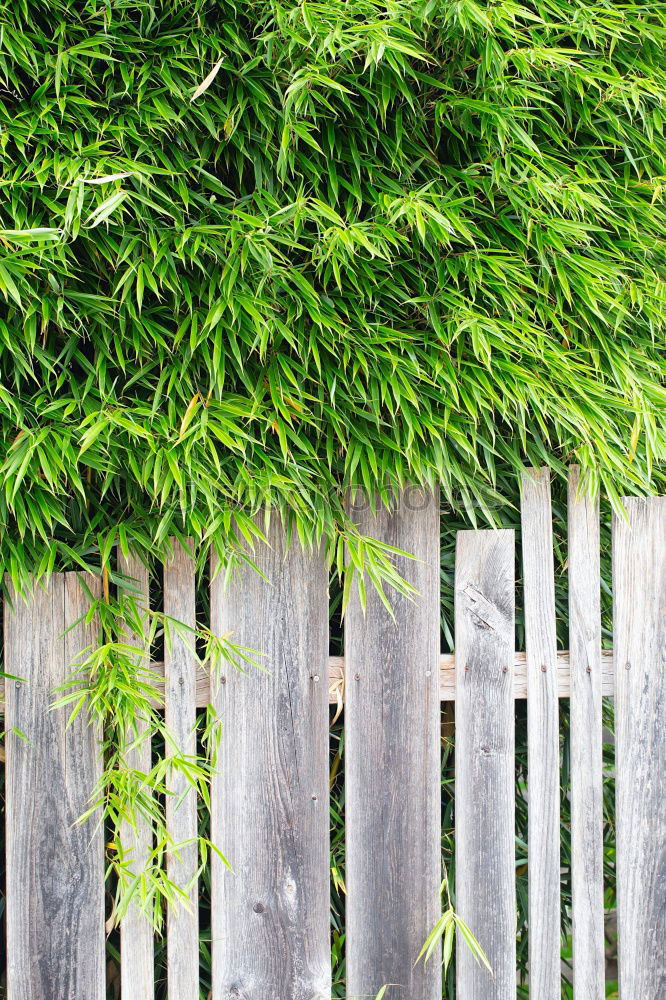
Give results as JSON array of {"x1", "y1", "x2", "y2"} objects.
[
  {"x1": 118, "y1": 552, "x2": 155, "y2": 1000},
  {"x1": 567, "y1": 467, "x2": 605, "y2": 999},
  {"x1": 164, "y1": 542, "x2": 199, "y2": 999},
  {"x1": 345, "y1": 489, "x2": 441, "y2": 1000},
  {"x1": 5, "y1": 573, "x2": 105, "y2": 1000},
  {"x1": 455, "y1": 530, "x2": 516, "y2": 1000},
  {"x1": 613, "y1": 497, "x2": 666, "y2": 1000},
  {"x1": 210, "y1": 516, "x2": 330, "y2": 1000},
  {"x1": 521, "y1": 468, "x2": 561, "y2": 999}
]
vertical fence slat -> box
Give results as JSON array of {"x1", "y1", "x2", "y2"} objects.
[
  {"x1": 455, "y1": 529, "x2": 516, "y2": 999},
  {"x1": 5, "y1": 573, "x2": 105, "y2": 1000},
  {"x1": 346, "y1": 489, "x2": 441, "y2": 1000},
  {"x1": 568, "y1": 468, "x2": 605, "y2": 997},
  {"x1": 118, "y1": 552, "x2": 154, "y2": 1000},
  {"x1": 210, "y1": 516, "x2": 330, "y2": 999},
  {"x1": 164, "y1": 542, "x2": 199, "y2": 999},
  {"x1": 613, "y1": 496, "x2": 665, "y2": 999},
  {"x1": 520, "y1": 468, "x2": 561, "y2": 998}
]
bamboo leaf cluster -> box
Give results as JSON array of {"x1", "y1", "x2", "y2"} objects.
[{"x1": 0, "y1": 0, "x2": 664, "y2": 592}]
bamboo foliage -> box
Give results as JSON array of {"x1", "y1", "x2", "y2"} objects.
[{"x1": 0, "y1": 0, "x2": 663, "y2": 598}]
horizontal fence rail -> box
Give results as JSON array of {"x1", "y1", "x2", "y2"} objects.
[
  {"x1": 0, "y1": 648, "x2": 618, "y2": 710},
  {"x1": 1, "y1": 469, "x2": 663, "y2": 1000}
]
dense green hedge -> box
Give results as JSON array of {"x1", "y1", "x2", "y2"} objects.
[{"x1": 0, "y1": 0, "x2": 664, "y2": 591}]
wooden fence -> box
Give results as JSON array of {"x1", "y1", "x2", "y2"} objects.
[{"x1": 1, "y1": 468, "x2": 664, "y2": 999}]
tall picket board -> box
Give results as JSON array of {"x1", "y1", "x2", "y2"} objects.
[
  {"x1": 455, "y1": 529, "x2": 516, "y2": 999},
  {"x1": 118, "y1": 552, "x2": 155, "y2": 1000},
  {"x1": 4, "y1": 574, "x2": 105, "y2": 1000},
  {"x1": 345, "y1": 489, "x2": 441, "y2": 1000},
  {"x1": 210, "y1": 518, "x2": 331, "y2": 999},
  {"x1": 521, "y1": 469, "x2": 561, "y2": 999},
  {"x1": 164, "y1": 542, "x2": 199, "y2": 999},
  {"x1": 568, "y1": 468, "x2": 605, "y2": 998},
  {"x1": 613, "y1": 497, "x2": 665, "y2": 999}
]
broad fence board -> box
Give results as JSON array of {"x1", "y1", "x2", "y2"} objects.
[
  {"x1": 345, "y1": 488, "x2": 441, "y2": 1000},
  {"x1": 455, "y1": 529, "x2": 516, "y2": 1000},
  {"x1": 5, "y1": 573, "x2": 105, "y2": 1000},
  {"x1": 210, "y1": 516, "x2": 331, "y2": 999},
  {"x1": 613, "y1": 496, "x2": 666, "y2": 999}
]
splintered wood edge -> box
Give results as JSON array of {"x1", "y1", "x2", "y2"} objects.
[{"x1": 0, "y1": 649, "x2": 615, "y2": 712}]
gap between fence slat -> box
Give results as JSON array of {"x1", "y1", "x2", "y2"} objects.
[
  {"x1": 455, "y1": 529, "x2": 516, "y2": 999},
  {"x1": 568, "y1": 467, "x2": 605, "y2": 998},
  {"x1": 210, "y1": 516, "x2": 331, "y2": 999},
  {"x1": 164, "y1": 541, "x2": 199, "y2": 999},
  {"x1": 5, "y1": 574, "x2": 106, "y2": 1000},
  {"x1": 118, "y1": 551, "x2": 155, "y2": 1000},
  {"x1": 613, "y1": 496, "x2": 665, "y2": 998},
  {"x1": 345, "y1": 489, "x2": 441, "y2": 1000},
  {"x1": 521, "y1": 468, "x2": 561, "y2": 999}
]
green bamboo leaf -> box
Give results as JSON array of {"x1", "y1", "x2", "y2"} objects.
[{"x1": 84, "y1": 190, "x2": 129, "y2": 227}]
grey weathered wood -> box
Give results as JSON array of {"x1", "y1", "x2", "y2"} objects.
[
  {"x1": 118, "y1": 552, "x2": 155, "y2": 1000},
  {"x1": 455, "y1": 529, "x2": 516, "y2": 999},
  {"x1": 613, "y1": 496, "x2": 665, "y2": 1000},
  {"x1": 5, "y1": 573, "x2": 105, "y2": 1000},
  {"x1": 567, "y1": 467, "x2": 605, "y2": 999},
  {"x1": 164, "y1": 542, "x2": 199, "y2": 999},
  {"x1": 432, "y1": 648, "x2": 615, "y2": 703},
  {"x1": 345, "y1": 489, "x2": 441, "y2": 1000},
  {"x1": 210, "y1": 516, "x2": 330, "y2": 999},
  {"x1": 521, "y1": 468, "x2": 561, "y2": 999}
]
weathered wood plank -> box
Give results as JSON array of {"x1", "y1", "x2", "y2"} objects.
[
  {"x1": 164, "y1": 542, "x2": 199, "y2": 999},
  {"x1": 613, "y1": 496, "x2": 665, "y2": 1000},
  {"x1": 210, "y1": 516, "x2": 330, "y2": 999},
  {"x1": 118, "y1": 552, "x2": 154, "y2": 1000},
  {"x1": 568, "y1": 467, "x2": 605, "y2": 998},
  {"x1": 5, "y1": 573, "x2": 105, "y2": 1000},
  {"x1": 455, "y1": 529, "x2": 516, "y2": 999},
  {"x1": 345, "y1": 490, "x2": 441, "y2": 1000},
  {"x1": 521, "y1": 468, "x2": 561, "y2": 999}
]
